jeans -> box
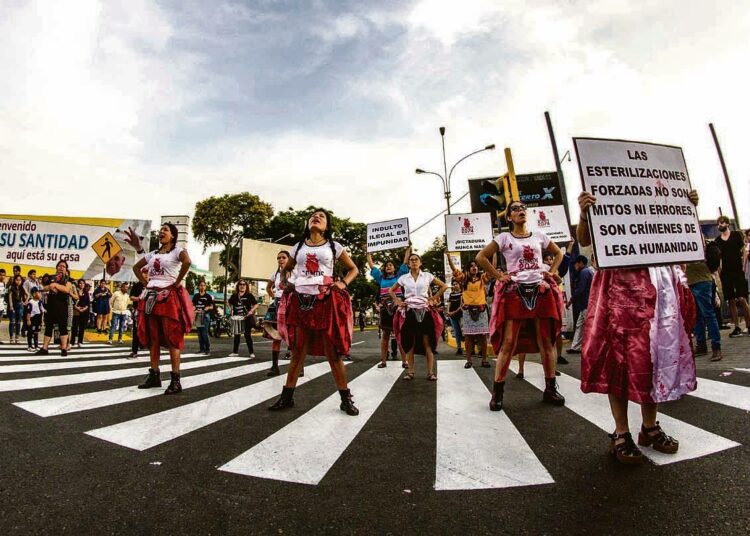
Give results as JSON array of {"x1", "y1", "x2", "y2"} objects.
[
  {"x1": 691, "y1": 281, "x2": 721, "y2": 349},
  {"x1": 109, "y1": 313, "x2": 126, "y2": 341},
  {"x1": 449, "y1": 316, "x2": 462, "y2": 349},
  {"x1": 197, "y1": 315, "x2": 210, "y2": 352},
  {"x1": 9, "y1": 303, "x2": 23, "y2": 338},
  {"x1": 570, "y1": 308, "x2": 588, "y2": 351}
]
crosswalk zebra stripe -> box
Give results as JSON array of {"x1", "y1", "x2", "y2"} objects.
[
  {"x1": 85, "y1": 361, "x2": 347, "y2": 451},
  {"x1": 0, "y1": 347, "x2": 130, "y2": 356},
  {"x1": 0, "y1": 353, "x2": 203, "y2": 374},
  {"x1": 434, "y1": 361, "x2": 554, "y2": 490},
  {"x1": 688, "y1": 377, "x2": 750, "y2": 411},
  {"x1": 0, "y1": 356, "x2": 244, "y2": 392},
  {"x1": 14, "y1": 360, "x2": 291, "y2": 417},
  {"x1": 733, "y1": 368, "x2": 750, "y2": 374},
  {"x1": 0, "y1": 351, "x2": 165, "y2": 364},
  {"x1": 218, "y1": 363, "x2": 402, "y2": 485},
  {"x1": 0, "y1": 343, "x2": 113, "y2": 350},
  {"x1": 511, "y1": 362, "x2": 740, "y2": 464}
]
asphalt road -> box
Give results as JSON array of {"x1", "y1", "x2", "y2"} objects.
[{"x1": 0, "y1": 329, "x2": 748, "y2": 535}]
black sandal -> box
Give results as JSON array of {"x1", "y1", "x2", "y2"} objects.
[
  {"x1": 377, "y1": 362, "x2": 387, "y2": 368},
  {"x1": 638, "y1": 422, "x2": 679, "y2": 454},
  {"x1": 464, "y1": 361, "x2": 473, "y2": 369},
  {"x1": 608, "y1": 431, "x2": 645, "y2": 464}
]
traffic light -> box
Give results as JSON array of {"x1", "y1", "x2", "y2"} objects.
[{"x1": 480, "y1": 174, "x2": 510, "y2": 223}]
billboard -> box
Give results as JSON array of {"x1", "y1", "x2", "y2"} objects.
[
  {"x1": 0, "y1": 215, "x2": 151, "y2": 281},
  {"x1": 240, "y1": 238, "x2": 290, "y2": 281}
]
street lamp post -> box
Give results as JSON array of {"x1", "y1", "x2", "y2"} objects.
[{"x1": 416, "y1": 126, "x2": 495, "y2": 215}]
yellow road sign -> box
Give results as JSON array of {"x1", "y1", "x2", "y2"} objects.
[{"x1": 91, "y1": 232, "x2": 122, "y2": 263}]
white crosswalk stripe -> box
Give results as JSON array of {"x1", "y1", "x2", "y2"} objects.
[
  {"x1": 0, "y1": 353, "x2": 203, "y2": 374},
  {"x1": 219, "y1": 363, "x2": 401, "y2": 485},
  {"x1": 14, "y1": 360, "x2": 290, "y2": 417},
  {"x1": 0, "y1": 350, "x2": 165, "y2": 363},
  {"x1": 86, "y1": 361, "x2": 347, "y2": 451},
  {"x1": 0, "y1": 356, "x2": 244, "y2": 392},
  {"x1": 689, "y1": 377, "x2": 750, "y2": 411},
  {"x1": 435, "y1": 360, "x2": 554, "y2": 490},
  {"x1": 510, "y1": 362, "x2": 741, "y2": 464}
]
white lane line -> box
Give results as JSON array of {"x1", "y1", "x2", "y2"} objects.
[
  {"x1": 219, "y1": 363, "x2": 401, "y2": 485},
  {"x1": 0, "y1": 347, "x2": 126, "y2": 355},
  {"x1": 435, "y1": 360, "x2": 554, "y2": 490},
  {"x1": 511, "y1": 362, "x2": 740, "y2": 465},
  {"x1": 85, "y1": 361, "x2": 345, "y2": 451},
  {"x1": 733, "y1": 368, "x2": 750, "y2": 374},
  {"x1": 0, "y1": 356, "x2": 243, "y2": 392},
  {"x1": 0, "y1": 353, "x2": 203, "y2": 374},
  {"x1": 689, "y1": 377, "x2": 750, "y2": 412},
  {"x1": 351, "y1": 341, "x2": 365, "y2": 346},
  {"x1": 15, "y1": 360, "x2": 290, "y2": 417},
  {"x1": 0, "y1": 351, "x2": 162, "y2": 364}
]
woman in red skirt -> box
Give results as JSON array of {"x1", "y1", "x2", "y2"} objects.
[
  {"x1": 132, "y1": 223, "x2": 194, "y2": 395},
  {"x1": 476, "y1": 201, "x2": 566, "y2": 411},
  {"x1": 269, "y1": 208, "x2": 360, "y2": 415},
  {"x1": 577, "y1": 191, "x2": 698, "y2": 464}
]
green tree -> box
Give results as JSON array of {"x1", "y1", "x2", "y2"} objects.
[
  {"x1": 192, "y1": 193, "x2": 274, "y2": 305},
  {"x1": 418, "y1": 236, "x2": 447, "y2": 280},
  {"x1": 185, "y1": 272, "x2": 210, "y2": 295}
]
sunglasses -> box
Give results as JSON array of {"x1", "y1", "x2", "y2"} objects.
[{"x1": 509, "y1": 204, "x2": 527, "y2": 212}]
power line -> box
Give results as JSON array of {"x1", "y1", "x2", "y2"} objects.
[{"x1": 411, "y1": 192, "x2": 469, "y2": 234}]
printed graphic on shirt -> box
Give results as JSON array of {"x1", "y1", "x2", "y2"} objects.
[
  {"x1": 519, "y1": 245, "x2": 540, "y2": 271},
  {"x1": 304, "y1": 254, "x2": 322, "y2": 277},
  {"x1": 151, "y1": 258, "x2": 163, "y2": 277}
]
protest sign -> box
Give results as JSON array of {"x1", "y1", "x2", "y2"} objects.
[
  {"x1": 574, "y1": 138, "x2": 704, "y2": 269},
  {"x1": 0, "y1": 215, "x2": 151, "y2": 281},
  {"x1": 525, "y1": 205, "x2": 571, "y2": 242},
  {"x1": 445, "y1": 213, "x2": 493, "y2": 252},
  {"x1": 366, "y1": 218, "x2": 410, "y2": 253}
]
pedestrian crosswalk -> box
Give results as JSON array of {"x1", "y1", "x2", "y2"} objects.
[{"x1": 0, "y1": 344, "x2": 746, "y2": 491}]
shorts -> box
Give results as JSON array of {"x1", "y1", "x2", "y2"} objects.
[{"x1": 720, "y1": 271, "x2": 749, "y2": 300}]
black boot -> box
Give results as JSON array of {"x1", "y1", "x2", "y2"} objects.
[
  {"x1": 138, "y1": 368, "x2": 162, "y2": 389},
  {"x1": 339, "y1": 389, "x2": 359, "y2": 416},
  {"x1": 489, "y1": 381, "x2": 505, "y2": 411},
  {"x1": 164, "y1": 372, "x2": 182, "y2": 395},
  {"x1": 543, "y1": 377, "x2": 565, "y2": 406},
  {"x1": 269, "y1": 386, "x2": 295, "y2": 411},
  {"x1": 267, "y1": 351, "x2": 280, "y2": 376}
]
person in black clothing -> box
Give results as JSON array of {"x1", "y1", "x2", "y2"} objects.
[
  {"x1": 71, "y1": 280, "x2": 90, "y2": 348},
  {"x1": 192, "y1": 281, "x2": 214, "y2": 354},
  {"x1": 715, "y1": 215, "x2": 750, "y2": 337},
  {"x1": 228, "y1": 280, "x2": 258, "y2": 358},
  {"x1": 129, "y1": 268, "x2": 148, "y2": 358},
  {"x1": 447, "y1": 280, "x2": 463, "y2": 355},
  {"x1": 35, "y1": 260, "x2": 75, "y2": 356}
]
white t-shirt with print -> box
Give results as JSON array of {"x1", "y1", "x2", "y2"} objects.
[
  {"x1": 270, "y1": 271, "x2": 286, "y2": 299},
  {"x1": 145, "y1": 247, "x2": 184, "y2": 289},
  {"x1": 292, "y1": 241, "x2": 344, "y2": 295},
  {"x1": 494, "y1": 232, "x2": 551, "y2": 274},
  {"x1": 397, "y1": 271, "x2": 435, "y2": 300}
]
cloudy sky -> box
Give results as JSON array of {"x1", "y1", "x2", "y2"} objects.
[{"x1": 1, "y1": 0, "x2": 748, "y2": 267}]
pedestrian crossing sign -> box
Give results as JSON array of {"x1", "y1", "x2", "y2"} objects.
[{"x1": 91, "y1": 232, "x2": 122, "y2": 263}]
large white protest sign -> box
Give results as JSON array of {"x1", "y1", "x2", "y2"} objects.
[
  {"x1": 574, "y1": 138, "x2": 704, "y2": 269},
  {"x1": 525, "y1": 205, "x2": 571, "y2": 242},
  {"x1": 366, "y1": 218, "x2": 410, "y2": 253},
  {"x1": 445, "y1": 213, "x2": 494, "y2": 252}
]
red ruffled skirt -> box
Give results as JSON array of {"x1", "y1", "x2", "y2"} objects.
[
  {"x1": 581, "y1": 267, "x2": 696, "y2": 404},
  {"x1": 137, "y1": 285, "x2": 194, "y2": 350},
  {"x1": 393, "y1": 307, "x2": 444, "y2": 355},
  {"x1": 489, "y1": 277, "x2": 563, "y2": 355},
  {"x1": 278, "y1": 288, "x2": 353, "y2": 357}
]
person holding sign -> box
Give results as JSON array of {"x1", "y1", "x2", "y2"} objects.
[
  {"x1": 476, "y1": 201, "x2": 566, "y2": 412},
  {"x1": 132, "y1": 223, "x2": 194, "y2": 395},
  {"x1": 388, "y1": 253, "x2": 448, "y2": 381},
  {"x1": 367, "y1": 246, "x2": 411, "y2": 369},
  {"x1": 577, "y1": 190, "x2": 698, "y2": 464},
  {"x1": 446, "y1": 256, "x2": 491, "y2": 369},
  {"x1": 268, "y1": 208, "x2": 360, "y2": 416}
]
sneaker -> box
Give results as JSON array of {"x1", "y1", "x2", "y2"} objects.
[
  {"x1": 107, "y1": 339, "x2": 113, "y2": 345},
  {"x1": 343, "y1": 355, "x2": 353, "y2": 362},
  {"x1": 27, "y1": 347, "x2": 34, "y2": 352},
  {"x1": 77, "y1": 343, "x2": 82, "y2": 348},
  {"x1": 118, "y1": 339, "x2": 123, "y2": 344},
  {"x1": 694, "y1": 342, "x2": 708, "y2": 356},
  {"x1": 229, "y1": 353, "x2": 239, "y2": 357},
  {"x1": 729, "y1": 327, "x2": 743, "y2": 338},
  {"x1": 61, "y1": 349, "x2": 68, "y2": 357},
  {"x1": 203, "y1": 351, "x2": 211, "y2": 356},
  {"x1": 249, "y1": 353, "x2": 256, "y2": 359},
  {"x1": 127, "y1": 353, "x2": 137, "y2": 359}
]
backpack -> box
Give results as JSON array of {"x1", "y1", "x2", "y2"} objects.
[{"x1": 705, "y1": 241, "x2": 721, "y2": 273}]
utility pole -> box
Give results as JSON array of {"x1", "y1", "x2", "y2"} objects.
[
  {"x1": 545, "y1": 111, "x2": 572, "y2": 225},
  {"x1": 709, "y1": 123, "x2": 740, "y2": 228}
]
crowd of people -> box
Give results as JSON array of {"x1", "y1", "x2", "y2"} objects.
[{"x1": 1, "y1": 203, "x2": 748, "y2": 465}]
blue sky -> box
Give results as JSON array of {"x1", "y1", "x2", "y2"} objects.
[{"x1": 1, "y1": 0, "x2": 749, "y2": 267}]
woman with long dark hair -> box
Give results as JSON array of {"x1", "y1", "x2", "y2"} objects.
[
  {"x1": 35, "y1": 260, "x2": 75, "y2": 356},
  {"x1": 7, "y1": 274, "x2": 27, "y2": 344},
  {"x1": 269, "y1": 208, "x2": 360, "y2": 415},
  {"x1": 388, "y1": 253, "x2": 448, "y2": 381},
  {"x1": 264, "y1": 250, "x2": 291, "y2": 376},
  {"x1": 367, "y1": 246, "x2": 411, "y2": 368},
  {"x1": 228, "y1": 279, "x2": 258, "y2": 358},
  {"x1": 447, "y1": 256, "x2": 492, "y2": 369},
  {"x1": 71, "y1": 280, "x2": 89, "y2": 348},
  {"x1": 476, "y1": 200, "x2": 565, "y2": 412},
  {"x1": 92, "y1": 279, "x2": 111, "y2": 334},
  {"x1": 132, "y1": 223, "x2": 194, "y2": 395}
]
